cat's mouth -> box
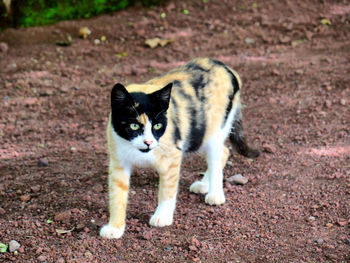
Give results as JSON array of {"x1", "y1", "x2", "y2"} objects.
[{"x1": 139, "y1": 148, "x2": 151, "y2": 153}]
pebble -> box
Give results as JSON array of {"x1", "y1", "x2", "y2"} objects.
[
  {"x1": 308, "y1": 216, "x2": 316, "y2": 221},
  {"x1": 324, "y1": 100, "x2": 332, "y2": 108},
  {"x1": 314, "y1": 238, "x2": 324, "y2": 244},
  {"x1": 20, "y1": 194, "x2": 31, "y2": 202},
  {"x1": 31, "y1": 185, "x2": 41, "y2": 193},
  {"x1": 244, "y1": 37, "x2": 255, "y2": 44},
  {"x1": 38, "y1": 255, "x2": 47, "y2": 262},
  {"x1": 37, "y1": 158, "x2": 49, "y2": 167},
  {"x1": 227, "y1": 174, "x2": 248, "y2": 185},
  {"x1": 9, "y1": 240, "x2": 20, "y2": 252},
  {"x1": 0, "y1": 42, "x2": 9, "y2": 53},
  {"x1": 340, "y1": 99, "x2": 346, "y2": 106},
  {"x1": 54, "y1": 210, "x2": 71, "y2": 222},
  {"x1": 263, "y1": 143, "x2": 276, "y2": 153},
  {"x1": 0, "y1": 207, "x2": 5, "y2": 215}
]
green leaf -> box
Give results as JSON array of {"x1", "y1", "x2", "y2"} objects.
[
  {"x1": 46, "y1": 219, "x2": 53, "y2": 224},
  {"x1": 0, "y1": 243, "x2": 8, "y2": 253},
  {"x1": 160, "y1": 12, "x2": 166, "y2": 19},
  {"x1": 116, "y1": 52, "x2": 128, "y2": 58},
  {"x1": 183, "y1": 9, "x2": 189, "y2": 15}
]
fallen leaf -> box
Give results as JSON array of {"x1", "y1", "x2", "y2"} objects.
[
  {"x1": 0, "y1": 243, "x2": 8, "y2": 253},
  {"x1": 320, "y1": 18, "x2": 331, "y2": 25},
  {"x1": 55, "y1": 227, "x2": 75, "y2": 234},
  {"x1": 183, "y1": 9, "x2": 189, "y2": 15},
  {"x1": 145, "y1": 38, "x2": 174, "y2": 48},
  {"x1": 79, "y1": 27, "x2": 91, "y2": 39},
  {"x1": 56, "y1": 34, "x2": 72, "y2": 46},
  {"x1": 46, "y1": 219, "x2": 53, "y2": 224}
]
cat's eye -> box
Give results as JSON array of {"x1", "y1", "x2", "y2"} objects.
[
  {"x1": 153, "y1": 123, "x2": 163, "y2": 130},
  {"x1": 130, "y1": 123, "x2": 140, "y2": 130}
]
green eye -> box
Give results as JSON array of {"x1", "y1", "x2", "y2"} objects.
[
  {"x1": 153, "y1": 123, "x2": 162, "y2": 130},
  {"x1": 130, "y1": 123, "x2": 140, "y2": 130}
]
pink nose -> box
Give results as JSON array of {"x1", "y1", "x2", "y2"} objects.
[{"x1": 144, "y1": 140, "x2": 153, "y2": 146}]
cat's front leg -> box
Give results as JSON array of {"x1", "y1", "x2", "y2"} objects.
[
  {"x1": 150, "y1": 156, "x2": 181, "y2": 227},
  {"x1": 100, "y1": 162, "x2": 130, "y2": 239}
]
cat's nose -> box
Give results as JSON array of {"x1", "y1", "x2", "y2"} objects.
[{"x1": 144, "y1": 140, "x2": 153, "y2": 146}]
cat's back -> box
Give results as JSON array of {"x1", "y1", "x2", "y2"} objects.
[{"x1": 146, "y1": 58, "x2": 242, "y2": 153}]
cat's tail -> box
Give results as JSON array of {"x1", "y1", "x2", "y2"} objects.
[{"x1": 229, "y1": 109, "x2": 260, "y2": 158}]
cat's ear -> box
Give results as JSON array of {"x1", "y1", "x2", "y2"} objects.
[
  {"x1": 111, "y1": 83, "x2": 133, "y2": 107},
  {"x1": 150, "y1": 83, "x2": 173, "y2": 109}
]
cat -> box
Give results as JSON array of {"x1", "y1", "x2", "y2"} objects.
[{"x1": 100, "y1": 58, "x2": 259, "y2": 239}]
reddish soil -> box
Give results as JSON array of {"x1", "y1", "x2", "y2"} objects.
[{"x1": 0, "y1": 0, "x2": 349, "y2": 262}]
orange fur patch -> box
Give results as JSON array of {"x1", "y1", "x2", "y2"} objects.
[{"x1": 137, "y1": 113, "x2": 149, "y2": 126}]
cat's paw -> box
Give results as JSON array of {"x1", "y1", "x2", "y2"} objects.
[
  {"x1": 205, "y1": 192, "x2": 226, "y2": 205},
  {"x1": 149, "y1": 214, "x2": 173, "y2": 227},
  {"x1": 100, "y1": 224, "x2": 125, "y2": 239},
  {"x1": 189, "y1": 181, "x2": 209, "y2": 194}
]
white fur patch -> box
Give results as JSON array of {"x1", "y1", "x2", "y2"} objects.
[
  {"x1": 100, "y1": 224, "x2": 125, "y2": 239},
  {"x1": 112, "y1": 129, "x2": 156, "y2": 168},
  {"x1": 149, "y1": 198, "x2": 176, "y2": 227}
]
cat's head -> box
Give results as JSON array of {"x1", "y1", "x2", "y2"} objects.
[{"x1": 110, "y1": 83, "x2": 172, "y2": 153}]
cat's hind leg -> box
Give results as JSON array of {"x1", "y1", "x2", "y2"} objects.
[
  {"x1": 189, "y1": 146, "x2": 229, "y2": 194},
  {"x1": 203, "y1": 134, "x2": 227, "y2": 205}
]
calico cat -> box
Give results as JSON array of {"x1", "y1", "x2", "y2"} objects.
[{"x1": 100, "y1": 58, "x2": 259, "y2": 239}]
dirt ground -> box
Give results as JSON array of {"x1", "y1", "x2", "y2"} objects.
[{"x1": 0, "y1": 0, "x2": 349, "y2": 262}]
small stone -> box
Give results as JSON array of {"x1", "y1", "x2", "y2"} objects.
[
  {"x1": 93, "y1": 184, "x2": 103, "y2": 193},
  {"x1": 226, "y1": 160, "x2": 233, "y2": 166},
  {"x1": 314, "y1": 238, "x2": 324, "y2": 244},
  {"x1": 308, "y1": 216, "x2": 316, "y2": 221},
  {"x1": 244, "y1": 37, "x2": 255, "y2": 44},
  {"x1": 324, "y1": 100, "x2": 332, "y2": 108},
  {"x1": 262, "y1": 143, "x2": 276, "y2": 153},
  {"x1": 337, "y1": 220, "x2": 347, "y2": 227},
  {"x1": 326, "y1": 223, "x2": 333, "y2": 227},
  {"x1": 9, "y1": 240, "x2": 20, "y2": 252},
  {"x1": 0, "y1": 207, "x2": 5, "y2": 215},
  {"x1": 57, "y1": 258, "x2": 65, "y2": 263},
  {"x1": 54, "y1": 210, "x2": 71, "y2": 222},
  {"x1": 30, "y1": 185, "x2": 41, "y2": 193},
  {"x1": 227, "y1": 174, "x2": 248, "y2": 185},
  {"x1": 340, "y1": 99, "x2": 346, "y2": 106},
  {"x1": 38, "y1": 255, "x2": 47, "y2": 262},
  {"x1": 70, "y1": 147, "x2": 77, "y2": 152},
  {"x1": 344, "y1": 238, "x2": 350, "y2": 244},
  {"x1": 94, "y1": 39, "x2": 101, "y2": 45},
  {"x1": 295, "y1": 69, "x2": 304, "y2": 75},
  {"x1": 20, "y1": 194, "x2": 31, "y2": 202},
  {"x1": 0, "y1": 42, "x2": 9, "y2": 53},
  {"x1": 37, "y1": 158, "x2": 49, "y2": 167},
  {"x1": 142, "y1": 231, "x2": 152, "y2": 240}
]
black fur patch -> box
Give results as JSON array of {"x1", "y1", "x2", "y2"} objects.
[
  {"x1": 170, "y1": 98, "x2": 182, "y2": 144},
  {"x1": 110, "y1": 83, "x2": 171, "y2": 142},
  {"x1": 211, "y1": 59, "x2": 240, "y2": 95},
  {"x1": 190, "y1": 73, "x2": 208, "y2": 102},
  {"x1": 185, "y1": 62, "x2": 209, "y2": 73},
  {"x1": 186, "y1": 106, "x2": 206, "y2": 152}
]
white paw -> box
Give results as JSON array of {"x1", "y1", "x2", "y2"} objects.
[
  {"x1": 149, "y1": 214, "x2": 173, "y2": 227},
  {"x1": 100, "y1": 224, "x2": 125, "y2": 239},
  {"x1": 190, "y1": 181, "x2": 209, "y2": 194},
  {"x1": 205, "y1": 192, "x2": 226, "y2": 205}
]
